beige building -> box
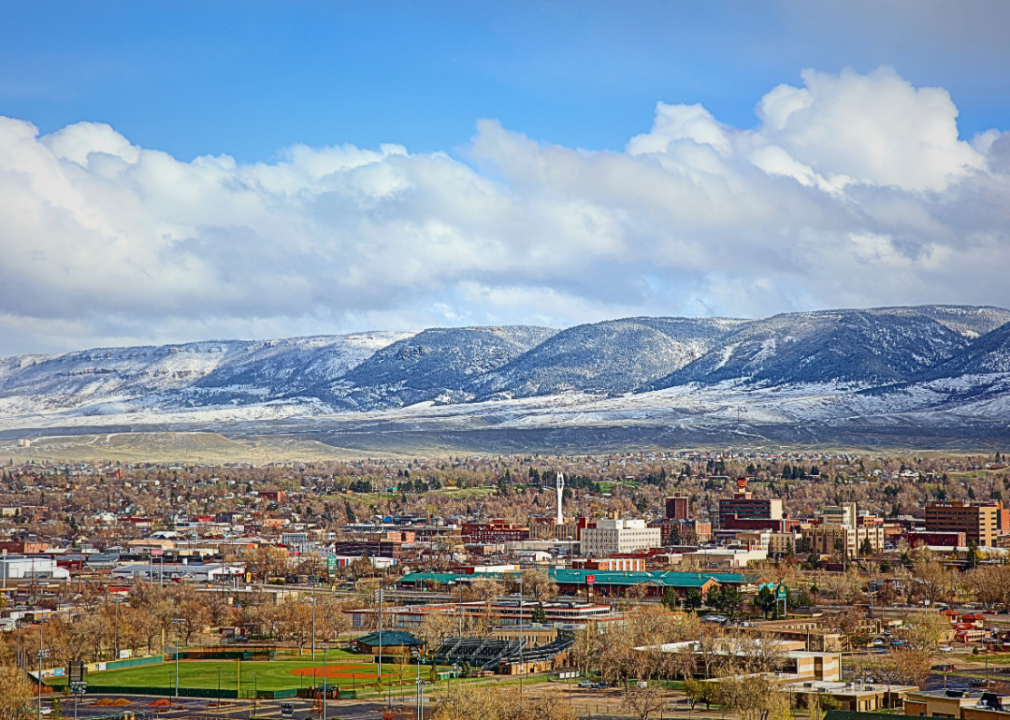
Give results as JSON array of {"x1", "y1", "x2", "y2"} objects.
[
  {"x1": 905, "y1": 689, "x2": 1010, "y2": 718},
  {"x1": 580, "y1": 519, "x2": 662, "y2": 556},
  {"x1": 803, "y1": 523, "x2": 884, "y2": 558}
]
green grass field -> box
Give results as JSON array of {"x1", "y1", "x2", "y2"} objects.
[{"x1": 45, "y1": 654, "x2": 431, "y2": 694}]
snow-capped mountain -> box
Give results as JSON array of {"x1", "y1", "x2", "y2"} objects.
[
  {"x1": 469, "y1": 317, "x2": 746, "y2": 400},
  {"x1": 322, "y1": 325, "x2": 557, "y2": 409},
  {"x1": 644, "y1": 307, "x2": 993, "y2": 390},
  {"x1": 2, "y1": 305, "x2": 1010, "y2": 447}
]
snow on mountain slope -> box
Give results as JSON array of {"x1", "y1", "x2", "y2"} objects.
[
  {"x1": 323, "y1": 325, "x2": 558, "y2": 410},
  {"x1": 2, "y1": 305, "x2": 1010, "y2": 442},
  {"x1": 0, "y1": 332, "x2": 411, "y2": 418},
  {"x1": 469, "y1": 317, "x2": 746, "y2": 400},
  {"x1": 646, "y1": 308, "x2": 971, "y2": 390}
]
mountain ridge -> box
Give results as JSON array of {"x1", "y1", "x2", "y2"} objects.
[{"x1": 1, "y1": 304, "x2": 1009, "y2": 442}]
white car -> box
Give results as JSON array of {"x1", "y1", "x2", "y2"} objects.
[{"x1": 939, "y1": 646, "x2": 954, "y2": 653}]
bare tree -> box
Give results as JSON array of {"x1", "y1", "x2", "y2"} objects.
[{"x1": 622, "y1": 685, "x2": 667, "y2": 720}]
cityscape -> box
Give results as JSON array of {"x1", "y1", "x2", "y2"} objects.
[
  {"x1": 2, "y1": 2, "x2": 1010, "y2": 719},
  {"x1": 3, "y1": 451, "x2": 1010, "y2": 719}
]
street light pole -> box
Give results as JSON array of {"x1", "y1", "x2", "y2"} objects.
[{"x1": 312, "y1": 573, "x2": 317, "y2": 661}]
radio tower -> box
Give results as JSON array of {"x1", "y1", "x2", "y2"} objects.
[{"x1": 556, "y1": 472, "x2": 565, "y2": 525}]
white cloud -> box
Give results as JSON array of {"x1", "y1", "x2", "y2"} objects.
[{"x1": 0, "y1": 66, "x2": 1008, "y2": 354}]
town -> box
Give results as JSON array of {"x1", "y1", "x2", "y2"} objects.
[{"x1": 3, "y1": 449, "x2": 1010, "y2": 720}]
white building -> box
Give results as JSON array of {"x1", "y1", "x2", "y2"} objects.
[
  {"x1": 0, "y1": 556, "x2": 70, "y2": 581},
  {"x1": 580, "y1": 519, "x2": 662, "y2": 557},
  {"x1": 111, "y1": 562, "x2": 243, "y2": 582},
  {"x1": 688, "y1": 546, "x2": 768, "y2": 567}
]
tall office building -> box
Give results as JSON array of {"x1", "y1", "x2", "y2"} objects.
[
  {"x1": 665, "y1": 496, "x2": 690, "y2": 520},
  {"x1": 925, "y1": 501, "x2": 1002, "y2": 547},
  {"x1": 717, "y1": 479, "x2": 783, "y2": 529}
]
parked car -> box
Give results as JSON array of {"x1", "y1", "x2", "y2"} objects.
[
  {"x1": 578, "y1": 681, "x2": 594, "y2": 688},
  {"x1": 280, "y1": 704, "x2": 295, "y2": 718},
  {"x1": 939, "y1": 646, "x2": 954, "y2": 653}
]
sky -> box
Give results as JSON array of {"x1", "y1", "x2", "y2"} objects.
[{"x1": 1, "y1": 1, "x2": 1010, "y2": 355}]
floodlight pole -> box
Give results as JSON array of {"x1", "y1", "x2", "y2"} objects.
[
  {"x1": 312, "y1": 573, "x2": 317, "y2": 660},
  {"x1": 375, "y1": 588, "x2": 384, "y2": 681},
  {"x1": 321, "y1": 642, "x2": 328, "y2": 720},
  {"x1": 36, "y1": 647, "x2": 49, "y2": 720},
  {"x1": 171, "y1": 618, "x2": 185, "y2": 696},
  {"x1": 519, "y1": 576, "x2": 524, "y2": 696}
]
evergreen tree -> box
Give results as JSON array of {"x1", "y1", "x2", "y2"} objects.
[
  {"x1": 661, "y1": 587, "x2": 680, "y2": 610},
  {"x1": 683, "y1": 588, "x2": 704, "y2": 611}
]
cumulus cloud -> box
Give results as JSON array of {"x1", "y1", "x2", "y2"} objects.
[{"x1": 0, "y1": 66, "x2": 1008, "y2": 353}]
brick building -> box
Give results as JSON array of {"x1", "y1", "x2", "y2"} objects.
[{"x1": 925, "y1": 501, "x2": 1004, "y2": 546}]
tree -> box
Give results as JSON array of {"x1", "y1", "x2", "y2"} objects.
[
  {"x1": 966, "y1": 540, "x2": 982, "y2": 569},
  {"x1": 417, "y1": 612, "x2": 457, "y2": 652},
  {"x1": 752, "y1": 587, "x2": 778, "y2": 619},
  {"x1": 683, "y1": 588, "x2": 703, "y2": 612},
  {"x1": 571, "y1": 626, "x2": 600, "y2": 676},
  {"x1": 860, "y1": 537, "x2": 874, "y2": 556},
  {"x1": 708, "y1": 585, "x2": 742, "y2": 615},
  {"x1": 683, "y1": 678, "x2": 718, "y2": 710},
  {"x1": 432, "y1": 684, "x2": 576, "y2": 720},
  {"x1": 913, "y1": 556, "x2": 957, "y2": 606},
  {"x1": 531, "y1": 603, "x2": 547, "y2": 625},
  {"x1": 518, "y1": 569, "x2": 558, "y2": 602},
  {"x1": 0, "y1": 664, "x2": 33, "y2": 720},
  {"x1": 622, "y1": 685, "x2": 667, "y2": 720},
  {"x1": 716, "y1": 675, "x2": 791, "y2": 720},
  {"x1": 661, "y1": 588, "x2": 679, "y2": 611}
]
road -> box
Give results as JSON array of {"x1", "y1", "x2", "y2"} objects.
[{"x1": 67, "y1": 692, "x2": 431, "y2": 720}]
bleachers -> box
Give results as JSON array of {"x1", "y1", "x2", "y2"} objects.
[{"x1": 432, "y1": 630, "x2": 575, "y2": 671}]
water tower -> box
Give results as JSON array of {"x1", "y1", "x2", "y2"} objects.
[{"x1": 556, "y1": 472, "x2": 565, "y2": 525}]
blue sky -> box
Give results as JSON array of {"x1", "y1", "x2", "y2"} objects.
[
  {"x1": 4, "y1": 1, "x2": 1008, "y2": 162},
  {"x1": 1, "y1": 1, "x2": 1010, "y2": 353}
]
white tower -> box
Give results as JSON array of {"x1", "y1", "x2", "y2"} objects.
[{"x1": 556, "y1": 472, "x2": 565, "y2": 525}]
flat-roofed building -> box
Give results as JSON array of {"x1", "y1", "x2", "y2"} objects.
[
  {"x1": 580, "y1": 519, "x2": 661, "y2": 556},
  {"x1": 926, "y1": 501, "x2": 1002, "y2": 547}
]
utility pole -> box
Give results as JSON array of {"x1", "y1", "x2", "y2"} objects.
[{"x1": 311, "y1": 573, "x2": 317, "y2": 661}]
